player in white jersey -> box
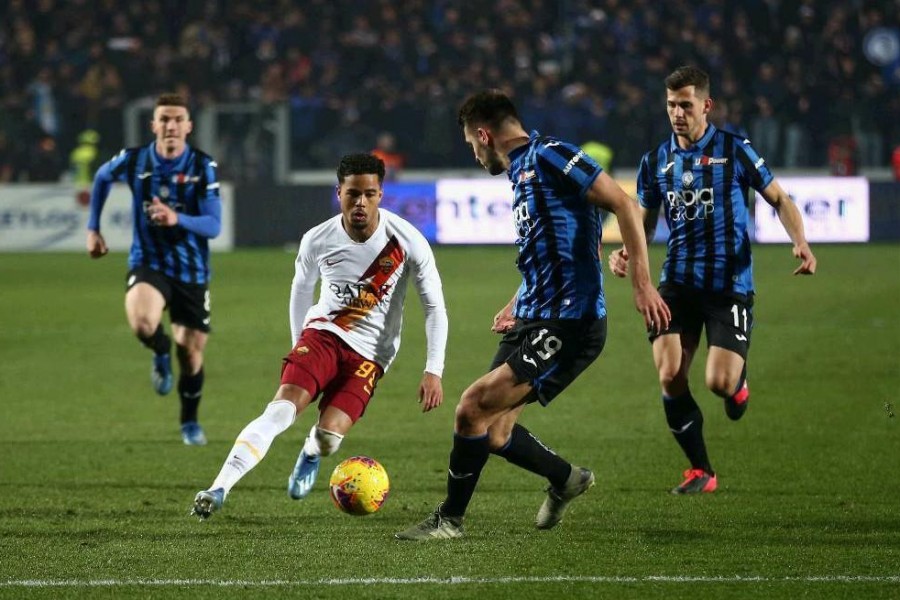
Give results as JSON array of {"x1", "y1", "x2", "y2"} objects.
[{"x1": 192, "y1": 154, "x2": 448, "y2": 519}]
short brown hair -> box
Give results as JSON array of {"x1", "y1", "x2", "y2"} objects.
[
  {"x1": 664, "y1": 66, "x2": 710, "y2": 96},
  {"x1": 457, "y1": 90, "x2": 520, "y2": 129},
  {"x1": 155, "y1": 93, "x2": 188, "y2": 109}
]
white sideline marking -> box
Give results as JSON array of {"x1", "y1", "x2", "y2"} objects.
[{"x1": 2, "y1": 576, "x2": 899, "y2": 587}]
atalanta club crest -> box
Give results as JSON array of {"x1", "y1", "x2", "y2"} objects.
[{"x1": 681, "y1": 171, "x2": 694, "y2": 187}]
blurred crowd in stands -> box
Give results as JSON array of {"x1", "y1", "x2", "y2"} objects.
[{"x1": 1, "y1": 0, "x2": 899, "y2": 182}]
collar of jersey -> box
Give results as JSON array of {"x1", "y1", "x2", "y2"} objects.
[
  {"x1": 507, "y1": 130, "x2": 539, "y2": 165},
  {"x1": 150, "y1": 142, "x2": 189, "y2": 169},
  {"x1": 669, "y1": 124, "x2": 717, "y2": 155}
]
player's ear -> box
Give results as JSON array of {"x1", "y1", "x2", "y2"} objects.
[
  {"x1": 703, "y1": 97, "x2": 713, "y2": 115},
  {"x1": 477, "y1": 127, "x2": 491, "y2": 146},
  {"x1": 184, "y1": 119, "x2": 193, "y2": 136}
]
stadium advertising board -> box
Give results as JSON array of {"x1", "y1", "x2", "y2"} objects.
[
  {"x1": 434, "y1": 178, "x2": 636, "y2": 245},
  {"x1": 381, "y1": 182, "x2": 437, "y2": 242},
  {"x1": 435, "y1": 178, "x2": 516, "y2": 244},
  {"x1": 754, "y1": 176, "x2": 869, "y2": 243},
  {"x1": 0, "y1": 184, "x2": 235, "y2": 251}
]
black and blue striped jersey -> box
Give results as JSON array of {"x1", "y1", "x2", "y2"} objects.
[
  {"x1": 88, "y1": 142, "x2": 222, "y2": 285},
  {"x1": 506, "y1": 131, "x2": 605, "y2": 320},
  {"x1": 637, "y1": 125, "x2": 774, "y2": 295}
]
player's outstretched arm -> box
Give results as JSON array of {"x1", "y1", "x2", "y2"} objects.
[
  {"x1": 587, "y1": 172, "x2": 670, "y2": 333},
  {"x1": 86, "y1": 160, "x2": 116, "y2": 258},
  {"x1": 760, "y1": 180, "x2": 817, "y2": 275},
  {"x1": 418, "y1": 372, "x2": 443, "y2": 413}
]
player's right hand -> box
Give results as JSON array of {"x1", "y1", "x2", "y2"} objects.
[
  {"x1": 87, "y1": 230, "x2": 108, "y2": 258},
  {"x1": 634, "y1": 283, "x2": 671, "y2": 335},
  {"x1": 608, "y1": 246, "x2": 629, "y2": 278}
]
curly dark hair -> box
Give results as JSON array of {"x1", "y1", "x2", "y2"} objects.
[
  {"x1": 457, "y1": 89, "x2": 520, "y2": 129},
  {"x1": 336, "y1": 153, "x2": 385, "y2": 184}
]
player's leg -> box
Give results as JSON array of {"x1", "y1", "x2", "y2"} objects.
[
  {"x1": 193, "y1": 383, "x2": 313, "y2": 519},
  {"x1": 655, "y1": 331, "x2": 717, "y2": 494},
  {"x1": 169, "y1": 281, "x2": 213, "y2": 444},
  {"x1": 124, "y1": 270, "x2": 171, "y2": 395},
  {"x1": 171, "y1": 325, "x2": 208, "y2": 444},
  {"x1": 395, "y1": 364, "x2": 530, "y2": 540},
  {"x1": 704, "y1": 294, "x2": 753, "y2": 421},
  {"x1": 487, "y1": 319, "x2": 606, "y2": 529},
  {"x1": 489, "y1": 405, "x2": 571, "y2": 489},
  {"x1": 486, "y1": 339, "x2": 573, "y2": 494},
  {"x1": 653, "y1": 285, "x2": 715, "y2": 494},
  {"x1": 288, "y1": 406, "x2": 353, "y2": 499},
  {"x1": 397, "y1": 319, "x2": 605, "y2": 539},
  {"x1": 707, "y1": 348, "x2": 748, "y2": 419},
  {"x1": 194, "y1": 331, "x2": 340, "y2": 519},
  {"x1": 288, "y1": 333, "x2": 377, "y2": 499}
]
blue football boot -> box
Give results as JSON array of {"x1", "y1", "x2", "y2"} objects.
[
  {"x1": 151, "y1": 353, "x2": 174, "y2": 395},
  {"x1": 287, "y1": 450, "x2": 320, "y2": 499}
]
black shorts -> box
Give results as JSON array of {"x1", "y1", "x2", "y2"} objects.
[
  {"x1": 489, "y1": 317, "x2": 607, "y2": 406},
  {"x1": 126, "y1": 267, "x2": 211, "y2": 333},
  {"x1": 651, "y1": 283, "x2": 753, "y2": 358}
]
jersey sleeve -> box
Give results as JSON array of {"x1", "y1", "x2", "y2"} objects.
[
  {"x1": 289, "y1": 231, "x2": 321, "y2": 345},
  {"x1": 87, "y1": 149, "x2": 131, "y2": 231},
  {"x1": 177, "y1": 155, "x2": 222, "y2": 239},
  {"x1": 636, "y1": 152, "x2": 661, "y2": 209},
  {"x1": 734, "y1": 138, "x2": 775, "y2": 192},
  {"x1": 404, "y1": 225, "x2": 448, "y2": 377},
  {"x1": 535, "y1": 140, "x2": 602, "y2": 199}
]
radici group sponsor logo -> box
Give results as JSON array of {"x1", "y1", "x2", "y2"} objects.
[{"x1": 666, "y1": 188, "x2": 715, "y2": 222}]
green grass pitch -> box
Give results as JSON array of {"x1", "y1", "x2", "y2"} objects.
[{"x1": 1, "y1": 244, "x2": 898, "y2": 599}]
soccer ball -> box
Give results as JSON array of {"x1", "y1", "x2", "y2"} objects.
[{"x1": 328, "y1": 455, "x2": 390, "y2": 516}]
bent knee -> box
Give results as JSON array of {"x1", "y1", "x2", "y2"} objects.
[
  {"x1": 706, "y1": 373, "x2": 739, "y2": 398},
  {"x1": 658, "y1": 366, "x2": 685, "y2": 390},
  {"x1": 131, "y1": 318, "x2": 158, "y2": 338},
  {"x1": 455, "y1": 387, "x2": 492, "y2": 431}
]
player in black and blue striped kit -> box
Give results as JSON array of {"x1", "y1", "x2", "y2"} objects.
[
  {"x1": 398, "y1": 90, "x2": 671, "y2": 540},
  {"x1": 86, "y1": 93, "x2": 222, "y2": 446},
  {"x1": 609, "y1": 66, "x2": 817, "y2": 494}
]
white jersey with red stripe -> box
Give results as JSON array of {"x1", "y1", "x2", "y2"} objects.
[{"x1": 289, "y1": 208, "x2": 447, "y2": 376}]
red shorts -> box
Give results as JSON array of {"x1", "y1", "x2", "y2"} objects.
[{"x1": 281, "y1": 328, "x2": 384, "y2": 423}]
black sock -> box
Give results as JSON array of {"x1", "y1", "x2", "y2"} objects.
[
  {"x1": 138, "y1": 324, "x2": 171, "y2": 356},
  {"x1": 663, "y1": 391, "x2": 713, "y2": 474},
  {"x1": 493, "y1": 424, "x2": 572, "y2": 489},
  {"x1": 734, "y1": 363, "x2": 747, "y2": 395},
  {"x1": 441, "y1": 433, "x2": 490, "y2": 518},
  {"x1": 178, "y1": 368, "x2": 204, "y2": 424}
]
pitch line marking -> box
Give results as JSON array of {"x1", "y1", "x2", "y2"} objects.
[{"x1": 2, "y1": 576, "x2": 899, "y2": 587}]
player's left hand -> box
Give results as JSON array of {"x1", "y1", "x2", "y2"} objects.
[
  {"x1": 148, "y1": 197, "x2": 178, "y2": 227},
  {"x1": 418, "y1": 372, "x2": 443, "y2": 412},
  {"x1": 634, "y1": 283, "x2": 671, "y2": 335},
  {"x1": 792, "y1": 242, "x2": 817, "y2": 275}
]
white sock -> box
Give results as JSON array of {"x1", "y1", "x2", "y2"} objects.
[
  {"x1": 210, "y1": 400, "x2": 296, "y2": 495},
  {"x1": 302, "y1": 424, "x2": 321, "y2": 456},
  {"x1": 302, "y1": 424, "x2": 345, "y2": 457}
]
